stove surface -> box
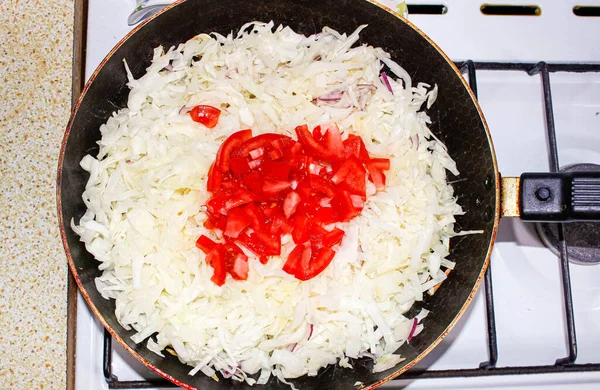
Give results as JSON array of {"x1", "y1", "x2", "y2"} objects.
[{"x1": 76, "y1": 1, "x2": 600, "y2": 389}]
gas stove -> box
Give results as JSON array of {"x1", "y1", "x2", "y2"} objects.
[{"x1": 74, "y1": 0, "x2": 600, "y2": 388}]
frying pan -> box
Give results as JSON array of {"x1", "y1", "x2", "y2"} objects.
[{"x1": 57, "y1": 0, "x2": 600, "y2": 388}]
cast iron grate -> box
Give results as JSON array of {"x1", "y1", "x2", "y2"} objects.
[{"x1": 102, "y1": 61, "x2": 600, "y2": 389}]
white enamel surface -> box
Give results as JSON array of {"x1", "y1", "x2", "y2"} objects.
[{"x1": 77, "y1": 1, "x2": 600, "y2": 388}]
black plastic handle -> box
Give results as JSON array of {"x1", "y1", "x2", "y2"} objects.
[{"x1": 520, "y1": 172, "x2": 600, "y2": 222}]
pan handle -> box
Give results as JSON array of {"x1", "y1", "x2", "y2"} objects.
[{"x1": 501, "y1": 173, "x2": 600, "y2": 222}]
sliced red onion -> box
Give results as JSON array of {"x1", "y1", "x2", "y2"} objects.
[
  {"x1": 410, "y1": 134, "x2": 419, "y2": 149},
  {"x1": 287, "y1": 343, "x2": 297, "y2": 352},
  {"x1": 162, "y1": 64, "x2": 174, "y2": 72},
  {"x1": 407, "y1": 318, "x2": 418, "y2": 342},
  {"x1": 179, "y1": 105, "x2": 193, "y2": 115},
  {"x1": 308, "y1": 324, "x2": 314, "y2": 340},
  {"x1": 357, "y1": 83, "x2": 377, "y2": 90},
  {"x1": 318, "y1": 96, "x2": 342, "y2": 103},
  {"x1": 381, "y1": 72, "x2": 393, "y2": 95},
  {"x1": 318, "y1": 89, "x2": 343, "y2": 102}
]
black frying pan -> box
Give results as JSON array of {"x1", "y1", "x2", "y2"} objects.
[{"x1": 57, "y1": 0, "x2": 600, "y2": 388}]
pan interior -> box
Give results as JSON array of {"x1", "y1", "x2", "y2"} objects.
[{"x1": 58, "y1": 0, "x2": 498, "y2": 388}]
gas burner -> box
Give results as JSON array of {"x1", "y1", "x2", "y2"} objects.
[{"x1": 535, "y1": 163, "x2": 600, "y2": 265}]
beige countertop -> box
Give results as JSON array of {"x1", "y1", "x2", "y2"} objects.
[{"x1": 0, "y1": 1, "x2": 74, "y2": 389}]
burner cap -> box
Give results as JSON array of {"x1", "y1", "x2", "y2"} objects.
[{"x1": 535, "y1": 164, "x2": 600, "y2": 265}]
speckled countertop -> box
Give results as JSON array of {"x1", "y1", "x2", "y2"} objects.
[{"x1": 0, "y1": 1, "x2": 74, "y2": 389}]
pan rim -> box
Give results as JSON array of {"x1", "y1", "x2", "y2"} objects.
[{"x1": 56, "y1": 0, "x2": 501, "y2": 388}]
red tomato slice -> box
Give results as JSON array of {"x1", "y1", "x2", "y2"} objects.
[
  {"x1": 230, "y1": 253, "x2": 249, "y2": 280},
  {"x1": 229, "y1": 157, "x2": 251, "y2": 176},
  {"x1": 313, "y1": 125, "x2": 325, "y2": 143},
  {"x1": 296, "y1": 247, "x2": 336, "y2": 281},
  {"x1": 341, "y1": 158, "x2": 367, "y2": 196},
  {"x1": 292, "y1": 214, "x2": 311, "y2": 244},
  {"x1": 207, "y1": 246, "x2": 226, "y2": 286},
  {"x1": 268, "y1": 149, "x2": 283, "y2": 160},
  {"x1": 323, "y1": 228, "x2": 345, "y2": 247},
  {"x1": 242, "y1": 170, "x2": 264, "y2": 196},
  {"x1": 295, "y1": 125, "x2": 342, "y2": 162},
  {"x1": 262, "y1": 179, "x2": 291, "y2": 197},
  {"x1": 224, "y1": 208, "x2": 252, "y2": 238},
  {"x1": 215, "y1": 129, "x2": 252, "y2": 173},
  {"x1": 282, "y1": 244, "x2": 307, "y2": 276},
  {"x1": 314, "y1": 207, "x2": 336, "y2": 225},
  {"x1": 243, "y1": 203, "x2": 266, "y2": 231},
  {"x1": 223, "y1": 188, "x2": 256, "y2": 211},
  {"x1": 331, "y1": 189, "x2": 360, "y2": 222},
  {"x1": 237, "y1": 233, "x2": 267, "y2": 256},
  {"x1": 321, "y1": 123, "x2": 344, "y2": 158},
  {"x1": 260, "y1": 160, "x2": 290, "y2": 180},
  {"x1": 207, "y1": 163, "x2": 222, "y2": 193},
  {"x1": 195, "y1": 235, "x2": 217, "y2": 254},
  {"x1": 190, "y1": 105, "x2": 221, "y2": 128},
  {"x1": 253, "y1": 231, "x2": 281, "y2": 256},
  {"x1": 283, "y1": 191, "x2": 301, "y2": 219},
  {"x1": 343, "y1": 134, "x2": 370, "y2": 161},
  {"x1": 308, "y1": 175, "x2": 336, "y2": 197},
  {"x1": 232, "y1": 134, "x2": 292, "y2": 158},
  {"x1": 365, "y1": 162, "x2": 386, "y2": 191},
  {"x1": 203, "y1": 213, "x2": 226, "y2": 231},
  {"x1": 369, "y1": 158, "x2": 391, "y2": 171}
]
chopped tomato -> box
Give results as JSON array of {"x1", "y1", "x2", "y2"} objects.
[
  {"x1": 295, "y1": 247, "x2": 336, "y2": 280},
  {"x1": 340, "y1": 158, "x2": 367, "y2": 196},
  {"x1": 243, "y1": 203, "x2": 266, "y2": 231},
  {"x1": 237, "y1": 233, "x2": 267, "y2": 257},
  {"x1": 223, "y1": 188, "x2": 255, "y2": 211},
  {"x1": 260, "y1": 160, "x2": 290, "y2": 180},
  {"x1": 323, "y1": 228, "x2": 345, "y2": 247},
  {"x1": 282, "y1": 244, "x2": 307, "y2": 276},
  {"x1": 321, "y1": 123, "x2": 344, "y2": 158},
  {"x1": 229, "y1": 253, "x2": 249, "y2": 280},
  {"x1": 215, "y1": 129, "x2": 252, "y2": 172},
  {"x1": 207, "y1": 163, "x2": 222, "y2": 193},
  {"x1": 262, "y1": 179, "x2": 291, "y2": 197},
  {"x1": 268, "y1": 148, "x2": 283, "y2": 160},
  {"x1": 201, "y1": 122, "x2": 389, "y2": 285},
  {"x1": 207, "y1": 246, "x2": 226, "y2": 286},
  {"x1": 232, "y1": 134, "x2": 292, "y2": 158},
  {"x1": 292, "y1": 214, "x2": 311, "y2": 244},
  {"x1": 295, "y1": 125, "x2": 342, "y2": 162},
  {"x1": 242, "y1": 170, "x2": 264, "y2": 196},
  {"x1": 369, "y1": 158, "x2": 391, "y2": 171},
  {"x1": 195, "y1": 235, "x2": 217, "y2": 254},
  {"x1": 254, "y1": 231, "x2": 281, "y2": 255},
  {"x1": 309, "y1": 175, "x2": 336, "y2": 197},
  {"x1": 331, "y1": 189, "x2": 360, "y2": 222},
  {"x1": 190, "y1": 105, "x2": 221, "y2": 128},
  {"x1": 343, "y1": 134, "x2": 370, "y2": 161},
  {"x1": 366, "y1": 162, "x2": 386, "y2": 191},
  {"x1": 229, "y1": 157, "x2": 251, "y2": 176},
  {"x1": 224, "y1": 208, "x2": 252, "y2": 238},
  {"x1": 283, "y1": 191, "x2": 301, "y2": 219}
]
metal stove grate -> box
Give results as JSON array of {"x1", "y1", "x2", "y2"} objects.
[{"x1": 102, "y1": 61, "x2": 600, "y2": 389}]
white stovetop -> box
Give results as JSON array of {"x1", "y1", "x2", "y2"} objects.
[{"x1": 76, "y1": 1, "x2": 600, "y2": 389}]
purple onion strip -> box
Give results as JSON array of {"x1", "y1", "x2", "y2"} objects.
[{"x1": 381, "y1": 72, "x2": 393, "y2": 95}]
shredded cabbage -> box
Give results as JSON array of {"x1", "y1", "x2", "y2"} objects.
[{"x1": 72, "y1": 22, "x2": 469, "y2": 386}]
